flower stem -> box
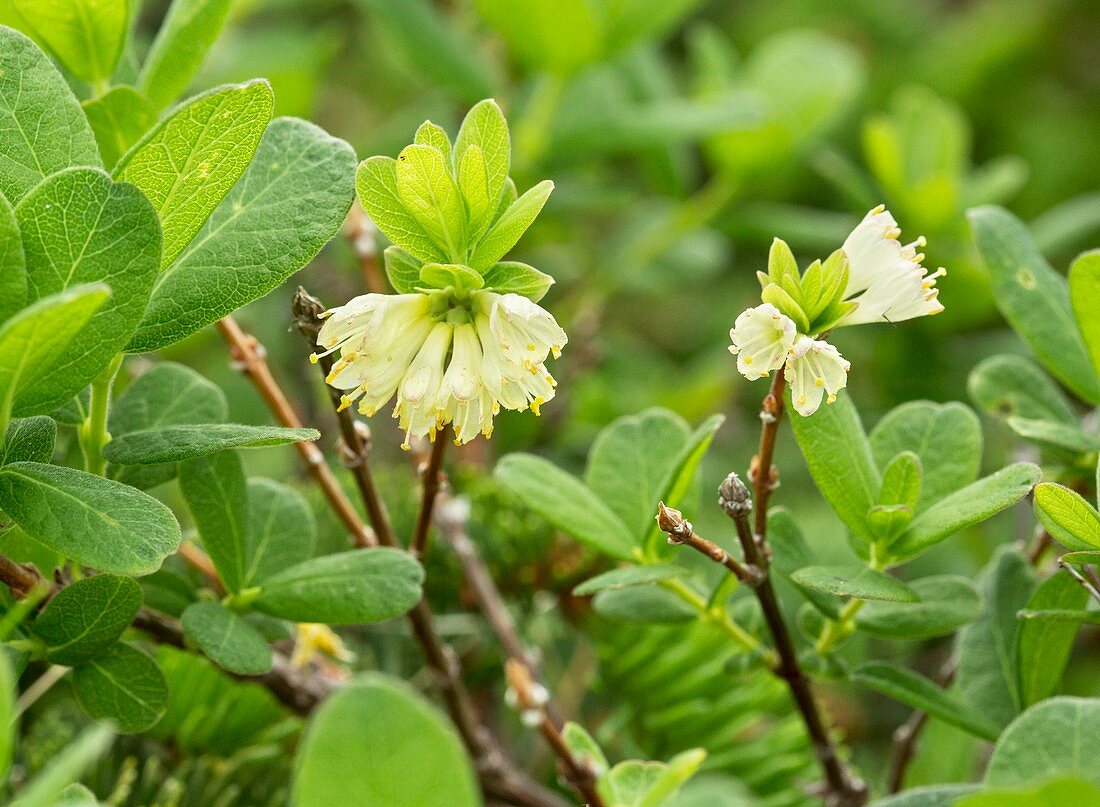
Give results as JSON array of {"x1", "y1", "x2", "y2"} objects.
[{"x1": 79, "y1": 353, "x2": 122, "y2": 476}]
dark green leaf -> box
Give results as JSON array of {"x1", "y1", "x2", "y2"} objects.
[
  {"x1": 769, "y1": 507, "x2": 841, "y2": 618},
  {"x1": 253, "y1": 549, "x2": 424, "y2": 625},
  {"x1": 791, "y1": 565, "x2": 919, "y2": 602},
  {"x1": 1005, "y1": 416, "x2": 1099, "y2": 455},
  {"x1": 7, "y1": 725, "x2": 112, "y2": 807},
  {"x1": 0, "y1": 461, "x2": 180, "y2": 575},
  {"x1": 856, "y1": 576, "x2": 981, "y2": 639},
  {"x1": 72, "y1": 643, "x2": 167, "y2": 733},
  {"x1": 593, "y1": 585, "x2": 698, "y2": 624},
  {"x1": 1017, "y1": 572, "x2": 1089, "y2": 706},
  {"x1": 1069, "y1": 250, "x2": 1100, "y2": 382},
  {"x1": 574, "y1": 565, "x2": 685, "y2": 596},
  {"x1": 245, "y1": 478, "x2": 315, "y2": 584},
  {"x1": 81, "y1": 86, "x2": 158, "y2": 169},
  {"x1": 104, "y1": 424, "x2": 318, "y2": 465},
  {"x1": 181, "y1": 601, "x2": 272, "y2": 676},
  {"x1": 32, "y1": 574, "x2": 142, "y2": 665},
  {"x1": 984, "y1": 697, "x2": 1100, "y2": 789},
  {"x1": 138, "y1": 0, "x2": 234, "y2": 110},
  {"x1": 178, "y1": 451, "x2": 248, "y2": 592},
  {"x1": 870, "y1": 786, "x2": 979, "y2": 807},
  {"x1": 968, "y1": 354, "x2": 1079, "y2": 425},
  {"x1": 2, "y1": 417, "x2": 55, "y2": 465}
]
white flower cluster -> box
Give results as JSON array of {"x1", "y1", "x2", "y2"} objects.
[
  {"x1": 313, "y1": 290, "x2": 567, "y2": 448},
  {"x1": 730, "y1": 206, "x2": 944, "y2": 416}
]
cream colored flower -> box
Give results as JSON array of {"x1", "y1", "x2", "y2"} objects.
[
  {"x1": 728, "y1": 304, "x2": 798, "y2": 380},
  {"x1": 785, "y1": 336, "x2": 850, "y2": 417},
  {"x1": 837, "y1": 205, "x2": 945, "y2": 326}
]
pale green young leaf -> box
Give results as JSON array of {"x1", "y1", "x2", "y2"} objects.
[
  {"x1": 1061, "y1": 550, "x2": 1100, "y2": 566},
  {"x1": 10, "y1": 0, "x2": 127, "y2": 83},
  {"x1": 81, "y1": 85, "x2": 157, "y2": 169},
  {"x1": 71, "y1": 643, "x2": 167, "y2": 733},
  {"x1": 1033, "y1": 483, "x2": 1100, "y2": 551},
  {"x1": 767, "y1": 237, "x2": 799, "y2": 285},
  {"x1": 637, "y1": 749, "x2": 707, "y2": 807},
  {"x1": 2, "y1": 417, "x2": 55, "y2": 465},
  {"x1": 956, "y1": 547, "x2": 1035, "y2": 731},
  {"x1": 32, "y1": 574, "x2": 142, "y2": 665},
  {"x1": 599, "y1": 759, "x2": 668, "y2": 806},
  {"x1": 1017, "y1": 572, "x2": 1089, "y2": 707},
  {"x1": 0, "y1": 285, "x2": 109, "y2": 420},
  {"x1": 454, "y1": 99, "x2": 510, "y2": 214},
  {"x1": 481, "y1": 261, "x2": 554, "y2": 301},
  {"x1": 788, "y1": 391, "x2": 880, "y2": 542},
  {"x1": 1006, "y1": 416, "x2": 1100, "y2": 455},
  {"x1": 383, "y1": 246, "x2": 422, "y2": 293},
  {"x1": 418, "y1": 262, "x2": 485, "y2": 295},
  {"x1": 253, "y1": 548, "x2": 424, "y2": 625},
  {"x1": 8, "y1": 725, "x2": 112, "y2": 807},
  {"x1": 128, "y1": 117, "x2": 355, "y2": 351},
  {"x1": 573, "y1": 565, "x2": 685, "y2": 597},
  {"x1": 585, "y1": 408, "x2": 691, "y2": 541},
  {"x1": 496, "y1": 453, "x2": 637, "y2": 561},
  {"x1": 1069, "y1": 250, "x2": 1100, "y2": 379},
  {"x1": 969, "y1": 206, "x2": 1100, "y2": 403},
  {"x1": 396, "y1": 143, "x2": 466, "y2": 260},
  {"x1": 15, "y1": 168, "x2": 161, "y2": 414},
  {"x1": 851, "y1": 663, "x2": 999, "y2": 741},
  {"x1": 0, "y1": 26, "x2": 102, "y2": 203},
  {"x1": 877, "y1": 451, "x2": 921, "y2": 512},
  {"x1": 984, "y1": 698, "x2": 1100, "y2": 789},
  {"x1": 178, "y1": 450, "x2": 248, "y2": 593},
  {"x1": 791, "y1": 565, "x2": 919, "y2": 602},
  {"x1": 115, "y1": 80, "x2": 274, "y2": 268},
  {"x1": 870, "y1": 402, "x2": 980, "y2": 511},
  {"x1": 457, "y1": 144, "x2": 493, "y2": 238},
  {"x1": 414, "y1": 120, "x2": 452, "y2": 168},
  {"x1": 957, "y1": 779, "x2": 1100, "y2": 807},
  {"x1": 0, "y1": 193, "x2": 25, "y2": 324},
  {"x1": 968, "y1": 354, "x2": 1079, "y2": 426},
  {"x1": 469, "y1": 180, "x2": 554, "y2": 269},
  {"x1": 760, "y1": 283, "x2": 810, "y2": 334},
  {"x1": 890, "y1": 463, "x2": 1040, "y2": 561},
  {"x1": 0, "y1": 461, "x2": 181, "y2": 575},
  {"x1": 138, "y1": 0, "x2": 233, "y2": 110},
  {"x1": 356, "y1": 157, "x2": 447, "y2": 263},
  {"x1": 561, "y1": 722, "x2": 608, "y2": 773},
  {"x1": 181, "y1": 601, "x2": 272, "y2": 676},
  {"x1": 103, "y1": 423, "x2": 318, "y2": 465},
  {"x1": 293, "y1": 674, "x2": 479, "y2": 807},
  {"x1": 856, "y1": 576, "x2": 982, "y2": 639},
  {"x1": 245, "y1": 478, "x2": 315, "y2": 584}
]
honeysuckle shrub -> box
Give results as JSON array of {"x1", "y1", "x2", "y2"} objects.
[{"x1": 0, "y1": 2, "x2": 1097, "y2": 807}]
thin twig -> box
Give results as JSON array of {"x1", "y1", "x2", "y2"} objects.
[
  {"x1": 178, "y1": 541, "x2": 225, "y2": 595},
  {"x1": 886, "y1": 659, "x2": 957, "y2": 793},
  {"x1": 216, "y1": 316, "x2": 377, "y2": 548},
  {"x1": 411, "y1": 435, "x2": 448, "y2": 559},
  {"x1": 656, "y1": 502, "x2": 765, "y2": 587},
  {"x1": 506, "y1": 660, "x2": 605, "y2": 807}
]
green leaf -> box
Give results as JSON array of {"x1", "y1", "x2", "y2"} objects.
[
  {"x1": 383, "y1": 246, "x2": 423, "y2": 294},
  {"x1": 1005, "y1": 416, "x2": 1100, "y2": 455},
  {"x1": 877, "y1": 451, "x2": 921, "y2": 512},
  {"x1": 14, "y1": 168, "x2": 161, "y2": 414},
  {"x1": 969, "y1": 206, "x2": 1100, "y2": 403},
  {"x1": 585, "y1": 408, "x2": 691, "y2": 541},
  {"x1": 414, "y1": 121, "x2": 452, "y2": 168},
  {"x1": 770, "y1": 507, "x2": 841, "y2": 618},
  {"x1": 984, "y1": 697, "x2": 1100, "y2": 789},
  {"x1": 593, "y1": 585, "x2": 698, "y2": 624},
  {"x1": 1017, "y1": 572, "x2": 1089, "y2": 707},
  {"x1": 870, "y1": 402, "x2": 981, "y2": 511},
  {"x1": 870, "y1": 786, "x2": 979, "y2": 807},
  {"x1": 178, "y1": 450, "x2": 248, "y2": 593},
  {"x1": 81, "y1": 86, "x2": 157, "y2": 169},
  {"x1": 0, "y1": 461, "x2": 180, "y2": 575},
  {"x1": 127, "y1": 117, "x2": 356, "y2": 351},
  {"x1": 788, "y1": 391, "x2": 880, "y2": 542},
  {"x1": 115, "y1": 80, "x2": 274, "y2": 269},
  {"x1": 956, "y1": 547, "x2": 1035, "y2": 731},
  {"x1": 72, "y1": 642, "x2": 167, "y2": 733},
  {"x1": 889, "y1": 463, "x2": 1040, "y2": 561},
  {"x1": 8, "y1": 725, "x2": 112, "y2": 807},
  {"x1": 456, "y1": 144, "x2": 492, "y2": 237},
  {"x1": 454, "y1": 99, "x2": 510, "y2": 224},
  {"x1": 851, "y1": 662, "x2": 1000, "y2": 741},
  {"x1": 637, "y1": 749, "x2": 708, "y2": 807},
  {"x1": 957, "y1": 778, "x2": 1100, "y2": 807},
  {"x1": 356, "y1": 157, "x2": 446, "y2": 263},
  {"x1": 791, "y1": 565, "x2": 919, "y2": 602},
  {"x1": 10, "y1": 0, "x2": 127, "y2": 83},
  {"x1": 181, "y1": 601, "x2": 272, "y2": 676},
  {"x1": 1034, "y1": 483, "x2": 1100, "y2": 551},
  {"x1": 495, "y1": 453, "x2": 637, "y2": 561},
  {"x1": 419, "y1": 262, "x2": 485, "y2": 294},
  {"x1": 0, "y1": 285, "x2": 109, "y2": 422},
  {"x1": 0, "y1": 647, "x2": 13, "y2": 785},
  {"x1": 1061, "y1": 550, "x2": 1100, "y2": 566},
  {"x1": 2, "y1": 417, "x2": 55, "y2": 465},
  {"x1": 481, "y1": 261, "x2": 554, "y2": 301},
  {"x1": 1069, "y1": 250, "x2": 1100, "y2": 382},
  {"x1": 245, "y1": 478, "x2": 315, "y2": 584},
  {"x1": 396, "y1": 143, "x2": 466, "y2": 261},
  {"x1": 32, "y1": 574, "x2": 142, "y2": 665},
  {"x1": 968, "y1": 354, "x2": 1079, "y2": 426},
  {"x1": 855, "y1": 576, "x2": 981, "y2": 639},
  {"x1": 0, "y1": 26, "x2": 101, "y2": 203},
  {"x1": 561, "y1": 721, "x2": 608, "y2": 774},
  {"x1": 293, "y1": 673, "x2": 480, "y2": 807},
  {"x1": 253, "y1": 548, "x2": 424, "y2": 625},
  {"x1": 574, "y1": 565, "x2": 685, "y2": 596},
  {"x1": 0, "y1": 192, "x2": 25, "y2": 324},
  {"x1": 103, "y1": 424, "x2": 318, "y2": 465},
  {"x1": 469, "y1": 180, "x2": 554, "y2": 269},
  {"x1": 138, "y1": 0, "x2": 234, "y2": 110}
]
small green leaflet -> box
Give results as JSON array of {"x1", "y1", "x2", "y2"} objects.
[
  {"x1": 32, "y1": 575, "x2": 142, "y2": 665},
  {"x1": 181, "y1": 601, "x2": 272, "y2": 676},
  {"x1": 71, "y1": 643, "x2": 168, "y2": 733}
]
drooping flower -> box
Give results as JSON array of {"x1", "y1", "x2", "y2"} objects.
[
  {"x1": 836, "y1": 205, "x2": 945, "y2": 326},
  {"x1": 728, "y1": 304, "x2": 797, "y2": 380},
  {"x1": 784, "y1": 336, "x2": 850, "y2": 417},
  {"x1": 313, "y1": 290, "x2": 567, "y2": 447}
]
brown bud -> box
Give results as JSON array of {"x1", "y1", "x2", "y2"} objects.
[
  {"x1": 291, "y1": 287, "x2": 327, "y2": 338},
  {"x1": 655, "y1": 501, "x2": 692, "y2": 542},
  {"x1": 717, "y1": 472, "x2": 753, "y2": 517}
]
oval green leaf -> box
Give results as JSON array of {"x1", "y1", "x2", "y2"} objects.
[
  {"x1": 181, "y1": 601, "x2": 272, "y2": 676},
  {"x1": 32, "y1": 574, "x2": 142, "y2": 665},
  {"x1": 72, "y1": 643, "x2": 168, "y2": 733}
]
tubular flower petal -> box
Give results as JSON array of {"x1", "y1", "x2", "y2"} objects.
[
  {"x1": 487, "y1": 292, "x2": 568, "y2": 371},
  {"x1": 785, "y1": 336, "x2": 850, "y2": 417},
  {"x1": 837, "y1": 205, "x2": 945, "y2": 326},
  {"x1": 728, "y1": 304, "x2": 797, "y2": 380},
  {"x1": 394, "y1": 322, "x2": 452, "y2": 448}
]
